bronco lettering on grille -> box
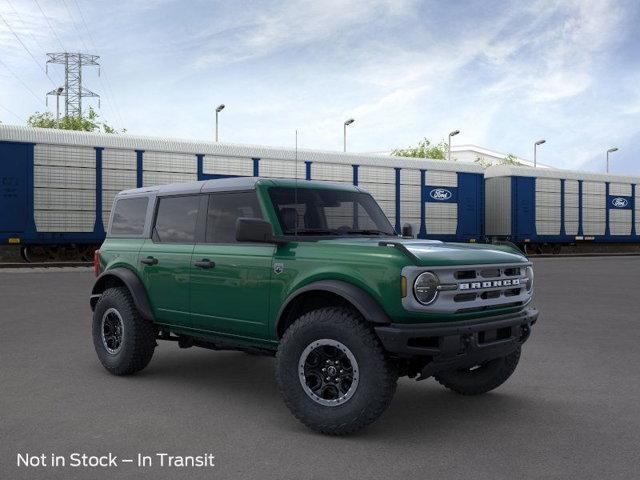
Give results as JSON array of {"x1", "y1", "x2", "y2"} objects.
[{"x1": 459, "y1": 279, "x2": 520, "y2": 290}]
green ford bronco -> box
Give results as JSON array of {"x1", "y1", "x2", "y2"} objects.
[{"x1": 90, "y1": 177, "x2": 537, "y2": 435}]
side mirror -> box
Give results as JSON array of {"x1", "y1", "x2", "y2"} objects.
[
  {"x1": 236, "y1": 217, "x2": 274, "y2": 243},
  {"x1": 401, "y1": 223, "x2": 413, "y2": 238}
]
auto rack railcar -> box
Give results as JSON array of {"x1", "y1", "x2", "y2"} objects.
[
  {"x1": 485, "y1": 165, "x2": 640, "y2": 253},
  {"x1": 0, "y1": 125, "x2": 484, "y2": 260}
]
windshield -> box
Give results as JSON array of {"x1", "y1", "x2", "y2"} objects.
[{"x1": 268, "y1": 187, "x2": 396, "y2": 237}]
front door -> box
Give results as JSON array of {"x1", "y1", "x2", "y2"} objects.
[
  {"x1": 190, "y1": 191, "x2": 274, "y2": 338},
  {"x1": 139, "y1": 194, "x2": 202, "y2": 328}
]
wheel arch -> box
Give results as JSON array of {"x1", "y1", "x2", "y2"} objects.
[
  {"x1": 275, "y1": 280, "x2": 391, "y2": 338},
  {"x1": 90, "y1": 268, "x2": 154, "y2": 321}
]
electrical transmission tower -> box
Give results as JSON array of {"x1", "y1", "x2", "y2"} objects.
[{"x1": 46, "y1": 53, "x2": 100, "y2": 118}]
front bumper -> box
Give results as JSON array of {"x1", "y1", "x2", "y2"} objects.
[{"x1": 375, "y1": 308, "x2": 538, "y2": 379}]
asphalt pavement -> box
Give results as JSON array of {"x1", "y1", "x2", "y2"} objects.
[{"x1": 1, "y1": 257, "x2": 639, "y2": 479}]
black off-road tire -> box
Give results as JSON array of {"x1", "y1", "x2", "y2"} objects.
[
  {"x1": 434, "y1": 347, "x2": 521, "y2": 396},
  {"x1": 276, "y1": 307, "x2": 397, "y2": 435},
  {"x1": 92, "y1": 287, "x2": 157, "y2": 375}
]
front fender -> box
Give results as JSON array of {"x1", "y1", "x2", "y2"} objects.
[
  {"x1": 275, "y1": 279, "x2": 391, "y2": 334},
  {"x1": 90, "y1": 268, "x2": 154, "y2": 321}
]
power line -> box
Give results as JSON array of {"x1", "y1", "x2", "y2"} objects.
[
  {"x1": 33, "y1": 0, "x2": 66, "y2": 52},
  {"x1": 0, "y1": 103, "x2": 24, "y2": 122},
  {"x1": 60, "y1": 0, "x2": 90, "y2": 52},
  {"x1": 0, "y1": 57, "x2": 46, "y2": 105},
  {"x1": 5, "y1": 0, "x2": 65, "y2": 86},
  {"x1": 69, "y1": 0, "x2": 125, "y2": 128},
  {"x1": 0, "y1": 12, "x2": 57, "y2": 88}
]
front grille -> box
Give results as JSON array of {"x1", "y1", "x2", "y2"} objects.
[{"x1": 402, "y1": 262, "x2": 533, "y2": 314}]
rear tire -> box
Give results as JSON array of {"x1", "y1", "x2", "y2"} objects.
[
  {"x1": 276, "y1": 307, "x2": 397, "y2": 435},
  {"x1": 92, "y1": 287, "x2": 156, "y2": 375},
  {"x1": 434, "y1": 347, "x2": 521, "y2": 395}
]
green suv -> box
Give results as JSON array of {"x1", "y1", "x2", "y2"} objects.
[{"x1": 90, "y1": 177, "x2": 537, "y2": 435}]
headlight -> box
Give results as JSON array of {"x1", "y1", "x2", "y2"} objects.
[
  {"x1": 414, "y1": 271, "x2": 439, "y2": 305},
  {"x1": 525, "y1": 266, "x2": 534, "y2": 292}
]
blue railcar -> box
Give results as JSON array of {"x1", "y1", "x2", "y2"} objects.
[
  {"x1": 0, "y1": 125, "x2": 484, "y2": 260},
  {"x1": 485, "y1": 165, "x2": 640, "y2": 253}
]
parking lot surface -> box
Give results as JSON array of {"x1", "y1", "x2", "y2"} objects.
[{"x1": 1, "y1": 258, "x2": 639, "y2": 479}]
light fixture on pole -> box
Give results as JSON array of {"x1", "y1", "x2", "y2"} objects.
[
  {"x1": 533, "y1": 139, "x2": 546, "y2": 167},
  {"x1": 606, "y1": 147, "x2": 618, "y2": 173},
  {"x1": 55, "y1": 87, "x2": 64, "y2": 126},
  {"x1": 45, "y1": 86, "x2": 65, "y2": 127},
  {"x1": 343, "y1": 118, "x2": 355, "y2": 152},
  {"x1": 448, "y1": 130, "x2": 460, "y2": 161},
  {"x1": 215, "y1": 104, "x2": 225, "y2": 142}
]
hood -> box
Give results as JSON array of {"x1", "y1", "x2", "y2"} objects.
[
  {"x1": 396, "y1": 240, "x2": 528, "y2": 266},
  {"x1": 315, "y1": 237, "x2": 528, "y2": 266}
]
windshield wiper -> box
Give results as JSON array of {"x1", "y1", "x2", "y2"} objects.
[
  {"x1": 345, "y1": 229, "x2": 393, "y2": 236},
  {"x1": 287, "y1": 228, "x2": 341, "y2": 236}
]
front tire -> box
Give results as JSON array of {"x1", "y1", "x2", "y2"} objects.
[
  {"x1": 434, "y1": 347, "x2": 521, "y2": 395},
  {"x1": 276, "y1": 307, "x2": 397, "y2": 435},
  {"x1": 92, "y1": 287, "x2": 157, "y2": 375}
]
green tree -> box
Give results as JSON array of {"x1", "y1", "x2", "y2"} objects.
[
  {"x1": 27, "y1": 107, "x2": 124, "y2": 133},
  {"x1": 391, "y1": 138, "x2": 449, "y2": 160},
  {"x1": 474, "y1": 153, "x2": 523, "y2": 169}
]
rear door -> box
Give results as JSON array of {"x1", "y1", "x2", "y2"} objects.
[
  {"x1": 190, "y1": 191, "x2": 274, "y2": 338},
  {"x1": 0, "y1": 142, "x2": 29, "y2": 233},
  {"x1": 139, "y1": 194, "x2": 202, "y2": 328}
]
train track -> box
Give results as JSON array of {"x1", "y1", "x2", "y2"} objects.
[{"x1": 0, "y1": 261, "x2": 92, "y2": 269}]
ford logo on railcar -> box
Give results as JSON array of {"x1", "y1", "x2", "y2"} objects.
[
  {"x1": 611, "y1": 197, "x2": 628, "y2": 208},
  {"x1": 429, "y1": 188, "x2": 452, "y2": 200}
]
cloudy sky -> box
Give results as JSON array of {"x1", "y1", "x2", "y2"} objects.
[{"x1": 1, "y1": 0, "x2": 639, "y2": 173}]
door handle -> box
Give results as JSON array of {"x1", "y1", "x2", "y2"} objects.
[
  {"x1": 194, "y1": 259, "x2": 215, "y2": 269},
  {"x1": 140, "y1": 256, "x2": 158, "y2": 265}
]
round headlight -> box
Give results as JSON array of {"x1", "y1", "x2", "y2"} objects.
[
  {"x1": 414, "y1": 272, "x2": 439, "y2": 305},
  {"x1": 525, "y1": 266, "x2": 534, "y2": 292}
]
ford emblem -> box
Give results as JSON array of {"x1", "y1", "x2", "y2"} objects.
[
  {"x1": 429, "y1": 188, "x2": 452, "y2": 201},
  {"x1": 612, "y1": 197, "x2": 628, "y2": 208}
]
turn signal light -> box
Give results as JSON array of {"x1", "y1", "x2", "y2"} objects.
[{"x1": 93, "y1": 250, "x2": 101, "y2": 277}]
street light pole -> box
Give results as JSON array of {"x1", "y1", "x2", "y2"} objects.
[
  {"x1": 343, "y1": 118, "x2": 355, "y2": 152},
  {"x1": 448, "y1": 130, "x2": 460, "y2": 161},
  {"x1": 534, "y1": 139, "x2": 546, "y2": 167},
  {"x1": 606, "y1": 147, "x2": 618, "y2": 173},
  {"x1": 215, "y1": 104, "x2": 225, "y2": 142},
  {"x1": 55, "y1": 87, "x2": 64, "y2": 127}
]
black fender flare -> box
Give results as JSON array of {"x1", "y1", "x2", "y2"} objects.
[
  {"x1": 275, "y1": 280, "x2": 391, "y2": 335},
  {"x1": 90, "y1": 268, "x2": 154, "y2": 321}
]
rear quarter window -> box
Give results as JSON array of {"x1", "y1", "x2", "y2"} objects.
[
  {"x1": 109, "y1": 197, "x2": 149, "y2": 236},
  {"x1": 153, "y1": 195, "x2": 200, "y2": 244}
]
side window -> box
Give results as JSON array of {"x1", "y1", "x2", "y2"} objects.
[
  {"x1": 153, "y1": 195, "x2": 200, "y2": 244},
  {"x1": 206, "y1": 192, "x2": 263, "y2": 243},
  {"x1": 110, "y1": 197, "x2": 148, "y2": 236}
]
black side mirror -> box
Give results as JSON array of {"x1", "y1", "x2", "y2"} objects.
[
  {"x1": 401, "y1": 223, "x2": 413, "y2": 238},
  {"x1": 236, "y1": 217, "x2": 274, "y2": 243}
]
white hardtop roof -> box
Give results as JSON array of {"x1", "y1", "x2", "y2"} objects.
[
  {"x1": 117, "y1": 177, "x2": 361, "y2": 197},
  {"x1": 0, "y1": 124, "x2": 483, "y2": 174},
  {"x1": 485, "y1": 164, "x2": 640, "y2": 184}
]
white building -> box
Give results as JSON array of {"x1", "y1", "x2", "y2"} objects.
[
  {"x1": 450, "y1": 145, "x2": 552, "y2": 169},
  {"x1": 369, "y1": 145, "x2": 553, "y2": 169}
]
